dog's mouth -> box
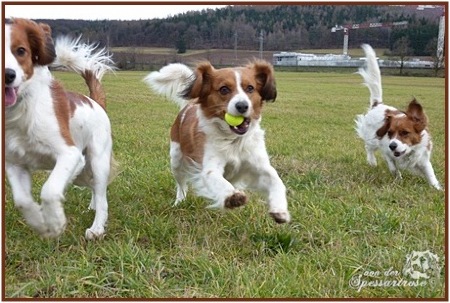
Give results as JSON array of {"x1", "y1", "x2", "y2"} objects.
[
  {"x1": 5, "y1": 87, "x2": 19, "y2": 108},
  {"x1": 230, "y1": 118, "x2": 251, "y2": 135},
  {"x1": 393, "y1": 150, "x2": 406, "y2": 157}
]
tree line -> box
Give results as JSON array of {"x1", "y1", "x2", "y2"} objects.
[{"x1": 36, "y1": 5, "x2": 442, "y2": 56}]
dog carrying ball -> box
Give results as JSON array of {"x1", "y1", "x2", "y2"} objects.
[{"x1": 225, "y1": 113, "x2": 244, "y2": 126}]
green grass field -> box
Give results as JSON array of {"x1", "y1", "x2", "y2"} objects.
[{"x1": 4, "y1": 69, "x2": 446, "y2": 298}]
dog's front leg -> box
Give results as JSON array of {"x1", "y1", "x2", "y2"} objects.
[
  {"x1": 199, "y1": 160, "x2": 247, "y2": 209},
  {"x1": 6, "y1": 163, "x2": 47, "y2": 235},
  {"x1": 250, "y1": 161, "x2": 290, "y2": 224},
  {"x1": 417, "y1": 161, "x2": 442, "y2": 190},
  {"x1": 40, "y1": 146, "x2": 85, "y2": 238},
  {"x1": 383, "y1": 153, "x2": 402, "y2": 179}
]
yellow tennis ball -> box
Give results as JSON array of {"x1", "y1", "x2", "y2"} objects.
[{"x1": 225, "y1": 113, "x2": 244, "y2": 126}]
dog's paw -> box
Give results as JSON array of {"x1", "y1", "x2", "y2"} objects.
[
  {"x1": 85, "y1": 228, "x2": 106, "y2": 240},
  {"x1": 270, "y1": 211, "x2": 291, "y2": 224},
  {"x1": 432, "y1": 183, "x2": 443, "y2": 191},
  {"x1": 41, "y1": 202, "x2": 67, "y2": 238},
  {"x1": 224, "y1": 192, "x2": 248, "y2": 209}
]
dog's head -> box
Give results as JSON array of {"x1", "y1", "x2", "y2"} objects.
[
  {"x1": 5, "y1": 18, "x2": 56, "y2": 108},
  {"x1": 182, "y1": 60, "x2": 277, "y2": 135},
  {"x1": 376, "y1": 99, "x2": 428, "y2": 158}
]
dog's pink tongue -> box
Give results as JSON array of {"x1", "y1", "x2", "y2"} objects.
[{"x1": 5, "y1": 87, "x2": 17, "y2": 107}]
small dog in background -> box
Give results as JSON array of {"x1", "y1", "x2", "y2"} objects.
[
  {"x1": 5, "y1": 18, "x2": 117, "y2": 239},
  {"x1": 144, "y1": 61, "x2": 290, "y2": 223},
  {"x1": 355, "y1": 44, "x2": 441, "y2": 190}
]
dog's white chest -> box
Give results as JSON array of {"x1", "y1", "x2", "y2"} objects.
[{"x1": 6, "y1": 125, "x2": 57, "y2": 170}]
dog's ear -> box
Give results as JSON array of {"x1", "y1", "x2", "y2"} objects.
[
  {"x1": 35, "y1": 22, "x2": 56, "y2": 65},
  {"x1": 182, "y1": 62, "x2": 214, "y2": 100},
  {"x1": 15, "y1": 18, "x2": 56, "y2": 66},
  {"x1": 406, "y1": 98, "x2": 428, "y2": 133},
  {"x1": 250, "y1": 61, "x2": 277, "y2": 102},
  {"x1": 376, "y1": 114, "x2": 392, "y2": 138}
]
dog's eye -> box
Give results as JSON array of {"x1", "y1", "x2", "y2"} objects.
[
  {"x1": 16, "y1": 47, "x2": 27, "y2": 57},
  {"x1": 387, "y1": 131, "x2": 394, "y2": 138},
  {"x1": 245, "y1": 85, "x2": 254, "y2": 93},
  {"x1": 400, "y1": 131, "x2": 409, "y2": 137},
  {"x1": 219, "y1": 86, "x2": 230, "y2": 95}
]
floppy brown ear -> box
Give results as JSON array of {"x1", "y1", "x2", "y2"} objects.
[
  {"x1": 406, "y1": 98, "x2": 428, "y2": 133},
  {"x1": 376, "y1": 115, "x2": 391, "y2": 138},
  {"x1": 14, "y1": 18, "x2": 56, "y2": 66},
  {"x1": 182, "y1": 62, "x2": 214, "y2": 100},
  {"x1": 35, "y1": 22, "x2": 56, "y2": 65},
  {"x1": 250, "y1": 60, "x2": 277, "y2": 102},
  {"x1": 18, "y1": 19, "x2": 56, "y2": 65}
]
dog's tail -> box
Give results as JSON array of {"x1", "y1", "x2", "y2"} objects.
[
  {"x1": 358, "y1": 44, "x2": 383, "y2": 107},
  {"x1": 51, "y1": 36, "x2": 116, "y2": 110},
  {"x1": 143, "y1": 63, "x2": 194, "y2": 109}
]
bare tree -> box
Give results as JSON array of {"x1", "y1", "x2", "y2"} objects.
[
  {"x1": 426, "y1": 37, "x2": 444, "y2": 77},
  {"x1": 391, "y1": 36, "x2": 413, "y2": 75}
]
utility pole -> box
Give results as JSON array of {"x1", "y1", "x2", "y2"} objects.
[
  {"x1": 259, "y1": 30, "x2": 264, "y2": 60},
  {"x1": 437, "y1": 9, "x2": 445, "y2": 67}
]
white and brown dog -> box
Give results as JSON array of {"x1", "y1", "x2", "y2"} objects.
[
  {"x1": 355, "y1": 44, "x2": 441, "y2": 190},
  {"x1": 144, "y1": 61, "x2": 290, "y2": 223},
  {"x1": 5, "y1": 18, "x2": 117, "y2": 239}
]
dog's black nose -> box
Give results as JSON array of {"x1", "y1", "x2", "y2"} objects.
[
  {"x1": 235, "y1": 101, "x2": 249, "y2": 114},
  {"x1": 5, "y1": 68, "x2": 16, "y2": 85},
  {"x1": 389, "y1": 142, "x2": 398, "y2": 151}
]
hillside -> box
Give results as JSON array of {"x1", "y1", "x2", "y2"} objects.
[{"x1": 35, "y1": 4, "x2": 443, "y2": 56}]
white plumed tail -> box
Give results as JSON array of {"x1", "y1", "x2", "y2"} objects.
[
  {"x1": 143, "y1": 63, "x2": 194, "y2": 109},
  {"x1": 51, "y1": 35, "x2": 115, "y2": 81},
  {"x1": 358, "y1": 44, "x2": 383, "y2": 107}
]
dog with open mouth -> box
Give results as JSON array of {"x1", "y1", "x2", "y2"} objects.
[
  {"x1": 144, "y1": 61, "x2": 290, "y2": 223},
  {"x1": 5, "y1": 18, "x2": 117, "y2": 239},
  {"x1": 355, "y1": 44, "x2": 442, "y2": 190}
]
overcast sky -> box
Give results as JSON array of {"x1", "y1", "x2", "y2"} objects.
[
  {"x1": 3, "y1": 1, "x2": 411, "y2": 21},
  {"x1": 5, "y1": 3, "x2": 229, "y2": 21}
]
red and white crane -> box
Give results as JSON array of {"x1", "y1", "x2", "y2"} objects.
[{"x1": 331, "y1": 21, "x2": 408, "y2": 55}]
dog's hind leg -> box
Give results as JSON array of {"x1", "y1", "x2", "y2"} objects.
[
  {"x1": 365, "y1": 144, "x2": 377, "y2": 166},
  {"x1": 84, "y1": 139, "x2": 113, "y2": 240},
  {"x1": 170, "y1": 141, "x2": 188, "y2": 205},
  {"x1": 6, "y1": 163, "x2": 48, "y2": 235}
]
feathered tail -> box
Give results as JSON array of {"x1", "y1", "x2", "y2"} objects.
[
  {"x1": 358, "y1": 44, "x2": 383, "y2": 107},
  {"x1": 143, "y1": 63, "x2": 194, "y2": 109},
  {"x1": 51, "y1": 36, "x2": 115, "y2": 109}
]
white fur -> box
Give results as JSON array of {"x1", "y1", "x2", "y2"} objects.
[
  {"x1": 144, "y1": 63, "x2": 193, "y2": 108},
  {"x1": 355, "y1": 44, "x2": 441, "y2": 190},
  {"x1": 52, "y1": 35, "x2": 116, "y2": 80},
  {"x1": 145, "y1": 63, "x2": 290, "y2": 223},
  {"x1": 5, "y1": 25, "x2": 116, "y2": 239}
]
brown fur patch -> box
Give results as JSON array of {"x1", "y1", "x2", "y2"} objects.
[
  {"x1": 82, "y1": 70, "x2": 106, "y2": 110},
  {"x1": 372, "y1": 100, "x2": 381, "y2": 108},
  {"x1": 66, "y1": 91, "x2": 93, "y2": 116},
  {"x1": 171, "y1": 104, "x2": 205, "y2": 164},
  {"x1": 51, "y1": 81, "x2": 75, "y2": 146},
  {"x1": 224, "y1": 192, "x2": 248, "y2": 209},
  {"x1": 388, "y1": 116, "x2": 423, "y2": 145}
]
